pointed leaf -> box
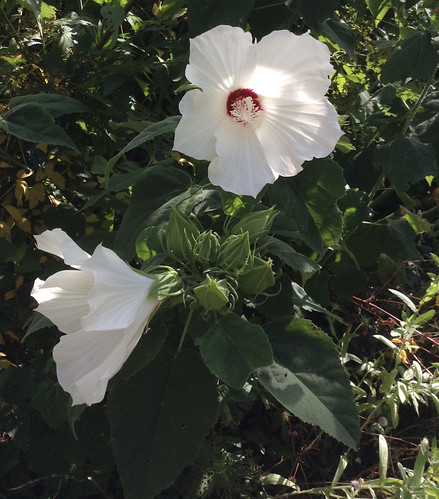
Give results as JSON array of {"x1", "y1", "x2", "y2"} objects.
[
  {"x1": 256, "y1": 318, "x2": 360, "y2": 449},
  {"x1": 9, "y1": 94, "x2": 89, "y2": 117},
  {"x1": 199, "y1": 313, "x2": 273, "y2": 388},
  {"x1": 0, "y1": 102, "x2": 78, "y2": 150},
  {"x1": 267, "y1": 159, "x2": 345, "y2": 254},
  {"x1": 107, "y1": 347, "x2": 219, "y2": 499},
  {"x1": 114, "y1": 166, "x2": 192, "y2": 259},
  {"x1": 267, "y1": 237, "x2": 320, "y2": 273},
  {"x1": 106, "y1": 116, "x2": 180, "y2": 176},
  {"x1": 373, "y1": 135, "x2": 437, "y2": 192}
]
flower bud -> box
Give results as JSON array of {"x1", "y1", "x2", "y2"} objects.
[
  {"x1": 193, "y1": 231, "x2": 220, "y2": 265},
  {"x1": 147, "y1": 268, "x2": 183, "y2": 300},
  {"x1": 194, "y1": 277, "x2": 229, "y2": 311},
  {"x1": 217, "y1": 233, "x2": 250, "y2": 269},
  {"x1": 237, "y1": 256, "x2": 275, "y2": 295},
  {"x1": 230, "y1": 207, "x2": 278, "y2": 243},
  {"x1": 166, "y1": 208, "x2": 200, "y2": 260}
]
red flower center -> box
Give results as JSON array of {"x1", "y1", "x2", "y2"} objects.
[{"x1": 226, "y1": 88, "x2": 263, "y2": 128}]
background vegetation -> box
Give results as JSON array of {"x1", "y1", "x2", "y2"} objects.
[{"x1": 0, "y1": 0, "x2": 438, "y2": 497}]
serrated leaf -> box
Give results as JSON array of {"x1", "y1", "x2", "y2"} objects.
[
  {"x1": 31, "y1": 380, "x2": 70, "y2": 429},
  {"x1": 267, "y1": 159, "x2": 345, "y2": 254},
  {"x1": 381, "y1": 32, "x2": 439, "y2": 84},
  {"x1": 199, "y1": 313, "x2": 273, "y2": 388},
  {"x1": 256, "y1": 318, "x2": 360, "y2": 449},
  {"x1": 0, "y1": 102, "x2": 78, "y2": 150},
  {"x1": 373, "y1": 135, "x2": 437, "y2": 192},
  {"x1": 107, "y1": 347, "x2": 219, "y2": 499},
  {"x1": 347, "y1": 219, "x2": 421, "y2": 266}
]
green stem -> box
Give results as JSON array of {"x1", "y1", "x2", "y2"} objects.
[
  {"x1": 401, "y1": 70, "x2": 436, "y2": 136},
  {"x1": 368, "y1": 174, "x2": 384, "y2": 204},
  {"x1": 177, "y1": 307, "x2": 194, "y2": 353}
]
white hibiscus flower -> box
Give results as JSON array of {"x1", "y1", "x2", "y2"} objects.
[
  {"x1": 173, "y1": 25, "x2": 343, "y2": 198},
  {"x1": 31, "y1": 229, "x2": 160, "y2": 406}
]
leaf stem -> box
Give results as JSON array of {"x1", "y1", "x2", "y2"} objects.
[
  {"x1": 401, "y1": 69, "x2": 436, "y2": 136},
  {"x1": 177, "y1": 306, "x2": 194, "y2": 353}
]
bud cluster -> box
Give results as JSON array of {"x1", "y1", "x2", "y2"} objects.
[{"x1": 156, "y1": 207, "x2": 278, "y2": 313}]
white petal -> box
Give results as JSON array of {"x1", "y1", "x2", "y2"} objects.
[
  {"x1": 31, "y1": 270, "x2": 93, "y2": 333},
  {"x1": 173, "y1": 88, "x2": 226, "y2": 161},
  {"x1": 54, "y1": 328, "x2": 130, "y2": 405},
  {"x1": 35, "y1": 228, "x2": 90, "y2": 267},
  {"x1": 252, "y1": 31, "x2": 334, "y2": 100},
  {"x1": 81, "y1": 245, "x2": 158, "y2": 331},
  {"x1": 53, "y1": 301, "x2": 158, "y2": 406},
  {"x1": 258, "y1": 97, "x2": 343, "y2": 176},
  {"x1": 208, "y1": 119, "x2": 277, "y2": 198},
  {"x1": 186, "y1": 25, "x2": 256, "y2": 92}
]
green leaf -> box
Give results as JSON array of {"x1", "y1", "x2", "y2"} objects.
[
  {"x1": 256, "y1": 318, "x2": 360, "y2": 449},
  {"x1": 267, "y1": 237, "x2": 320, "y2": 273},
  {"x1": 31, "y1": 380, "x2": 70, "y2": 429},
  {"x1": 285, "y1": 0, "x2": 339, "y2": 30},
  {"x1": 114, "y1": 166, "x2": 192, "y2": 259},
  {"x1": 0, "y1": 102, "x2": 78, "y2": 150},
  {"x1": 107, "y1": 347, "x2": 219, "y2": 499},
  {"x1": 373, "y1": 135, "x2": 437, "y2": 192},
  {"x1": 267, "y1": 159, "x2": 345, "y2": 254},
  {"x1": 347, "y1": 219, "x2": 421, "y2": 266},
  {"x1": 291, "y1": 281, "x2": 344, "y2": 322},
  {"x1": 322, "y1": 16, "x2": 356, "y2": 59},
  {"x1": 381, "y1": 32, "x2": 439, "y2": 84},
  {"x1": 105, "y1": 116, "x2": 181, "y2": 177},
  {"x1": 9, "y1": 94, "x2": 89, "y2": 118},
  {"x1": 187, "y1": 0, "x2": 255, "y2": 36},
  {"x1": 199, "y1": 313, "x2": 273, "y2": 388}
]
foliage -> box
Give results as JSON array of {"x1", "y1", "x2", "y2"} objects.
[{"x1": 0, "y1": 0, "x2": 438, "y2": 498}]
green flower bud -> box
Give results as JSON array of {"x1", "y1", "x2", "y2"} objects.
[
  {"x1": 193, "y1": 231, "x2": 220, "y2": 265},
  {"x1": 194, "y1": 277, "x2": 229, "y2": 311},
  {"x1": 147, "y1": 268, "x2": 183, "y2": 300},
  {"x1": 237, "y1": 256, "x2": 275, "y2": 295},
  {"x1": 217, "y1": 233, "x2": 250, "y2": 269},
  {"x1": 230, "y1": 207, "x2": 278, "y2": 243},
  {"x1": 166, "y1": 208, "x2": 200, "y2": 260}
]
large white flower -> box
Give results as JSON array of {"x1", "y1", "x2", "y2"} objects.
[
  {"x1": 31, "y1": 229, "x2": 160, "y2": 406},
  {"x1": 173, "y1": 25, "x2": 343, "y2": 198}
]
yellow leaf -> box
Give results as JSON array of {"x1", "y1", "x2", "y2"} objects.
[
  {"x1": 15, "y1": 276, "x2": 24, "y2": 290},
  {"x1": 36, "y1": 143, "x2": 48, "y2": 153},
  {"x1": 3, "y1": 205, "x2": 31, "y2": 233},
  {"x1": 35, "y1": 168, "x2": 46, "y2": 182},
  {"x1": 0, "y1": 222, "x2": 12, "y2": 241},
  {"x1": 6, "y1": 329, "x2": 20, "y2": 341},
  {"x1": 28, "y1": 183, "x2": 45, "y2": 209},
  {"x1": 4, "y1": 290, "x2": 15, "y2": 300},
  {"x1": 16, "y1": 168, "x2": 33, "y2": 179},
  {"x1": 48, "y1": 170, "x2": 66, "y2": 189},
  {"x1": 0, "y1": 161, "x2": 11, "y2": 168},
  {"x1": 15, "y1": 180, "x2": 28, "y2": 207}
]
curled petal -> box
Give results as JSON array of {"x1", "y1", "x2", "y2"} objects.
[
  {"x1": 186, "y1": 25, "x2": 256, "y2": 91},
  {"x1": 31, "y1": 270, "x2": 93, "y2": 334},
  {"x1": 209, "y1": 119, "x2": 277, "y2": 198},
  {"x1": 82, "y1": 245, "x2": 158, "y2": 331},
  {"x1": 34, "y1": 228, "x2": 90, "y2": 267},
  {"x1": 54, "y1": 300, "x2": 159, "y2": 406}
]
